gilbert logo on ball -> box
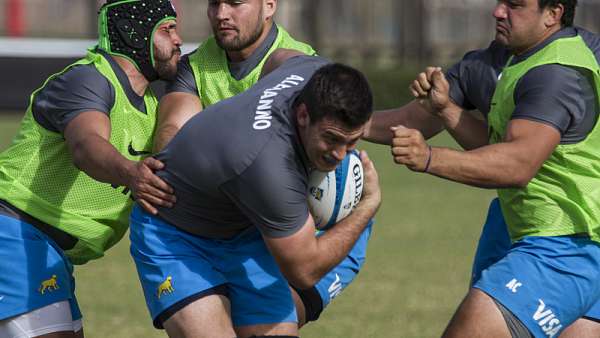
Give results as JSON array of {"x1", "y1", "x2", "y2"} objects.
[{"x1": 308, "y1": 150, "x2": 364, "y2": 230}]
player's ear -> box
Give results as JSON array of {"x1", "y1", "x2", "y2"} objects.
[
  {"x1": 263, "y1": 0, "x2": 276, "y2": 20},
  {"x1": 544, "y1": 3, "x2": 564, "y2": 27},
  {"x1": 296, "y1": 103, "x2": 310, "y2": 128}
]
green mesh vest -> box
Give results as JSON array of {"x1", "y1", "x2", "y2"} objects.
[
  {"x1": 488, "y1": 35, "x2": 600, "y2": 242},
  {"x1": 0, "y1": 49, "x2": 158, "y2": 264},
  {"x1": 188, "y1": 25, "x2": 315, "y2": 106}
]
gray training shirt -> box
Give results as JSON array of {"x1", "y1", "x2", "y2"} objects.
[
  {"x1": 155, "y1": 55, "x2": 331, "y2": 239},
  {"x1": 31, "y1": 48, "x2": 148, "y2": 133},
  {"x1": 446, "y1": 27, "x2": 600, "y2": 144}
]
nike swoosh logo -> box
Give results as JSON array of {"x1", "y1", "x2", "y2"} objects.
[{"x1": 128, "y1": 142, "x2": 151, "y2": 156}]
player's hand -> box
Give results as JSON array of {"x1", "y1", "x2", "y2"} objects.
[
  {"x1": 358, "y1": 150, "x2": 381, "y2": 211},
  {"x1": 126, "y1": 157, "x2": 176, "y2": 214},
  {"x1": 410, "y1": 67, "x2": 451, "y2": 114},
  {"x1": 391, "y1": 125, "x2": 432, "y2": 172}
]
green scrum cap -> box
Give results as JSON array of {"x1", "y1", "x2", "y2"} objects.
[{"x1": 98, "y1": 0, "x2": 177, "y2": 81}]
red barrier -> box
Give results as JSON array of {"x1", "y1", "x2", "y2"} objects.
[{"x1": 6, "y1": 0, "x2": 25, "y2": 37}]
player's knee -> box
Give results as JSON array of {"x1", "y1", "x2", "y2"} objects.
[{"x1": 295, "y1": 286, "x2": 323, "y2": 323}]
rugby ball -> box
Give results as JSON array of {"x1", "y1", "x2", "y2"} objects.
[{"x1": 307, "y1": 151, "x2": 364, "y2": 230}]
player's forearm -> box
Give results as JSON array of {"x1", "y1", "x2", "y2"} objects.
[
  {"x1": 437, "y1": 106, "x2": 489, "y2": 150},
  {"x1": 291, "y1": 200, "x2": 378, "y2": 289},
  {"x1": 427, "y1": 144, "x2": 537, "y2": 189},
  {"x1": 70, "y1": 135, "x2": 136, "y2": 187},
  {"x1": 154, "y1": 92, "x2": 202, "y2": 152},
  {"x1": 365, "y1": 101, "x2": 444, "y2": 145},
  {"x1": 153, "y1": 124, "x2": 180, "y2": 152}
]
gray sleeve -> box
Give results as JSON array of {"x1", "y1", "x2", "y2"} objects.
[
  {"x1": 446, "y1": 42, "x2": 509, "y2": 117},
  {"x1": 446, "y1": 56, "x2": 477, "y2": 111},
  {"x1": 164, "y1": 54, "x2": 198, "y2": 95},
  {"x1": 220, "y1": 146, "x2": 309, "y2": 238},
  {"x1": 32, "y1": 64, "x2": 114, "y2": 133},
  {"x1": 512, "y1": 64, "x2": 596, "y2": 142}
]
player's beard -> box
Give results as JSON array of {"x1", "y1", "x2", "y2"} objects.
[
  {"x1": 154, "y1": 46, "x2": 181, "y2": 81},
  {"x1": 214, "y1": 11, "x2": 265, "y2": 52}
]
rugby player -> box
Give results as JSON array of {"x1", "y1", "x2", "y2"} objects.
[
  {"x1": 129, "y1": 53, "x2": 380, "y2": 338},
  {"x1": 0, "y1": 1, "x2": 180, "y2": 337},
  {"x1": 155, "y1": 0, "x2": 374, "y2": 326},
  {"x1": 372, "y1": 0, "x2": 600, "y2": 336}
]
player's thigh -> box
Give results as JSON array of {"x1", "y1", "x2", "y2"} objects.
[
  {"x1": 163, "y1": 294, "x2": 236, "y2": 338},
  {"x1": 223, "y1": 230, "x2": 297, "y2": 329},
  {"x1": 290, "y1": 288, "x2": 306, "y2": 327},
  {"x1": 560, "y1": 318, "x2": 600, "y2": 338},
  {"x1": 473, "y1": 236, "x2": 600, "y2": 338},
  {"x1": 559, "y1": 294, "x2": 600, "y2": 337},
  {"x1": 0, "y1": 216, "x2": 79, "y2": 323},
  {"x1": 235, "y1": 322, "x2": 298, "y2": 338},
  {"x1": 0, "y1": 301, "x2": 80, "y2": 338},
  {"x1": 129, "y1": 205, "x2": 229, "y2": 329},
  {"x1": 443, "y1": 288, "x2": 511, "y2": 338}
]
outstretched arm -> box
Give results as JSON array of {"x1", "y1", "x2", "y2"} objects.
[
  {"x1": 390, "y1": 119, "x2": 560, "y2": 189},
  {"x1": 410, "y1": 67, "x2": 488, "y2": 150},
  {"x1": 363, "y1": 100, "x2": 444, "y2": 145},
  {"x1": 64, "y1": 111, "x2": 175, "y2": 214},
  {"x1": 365, "y1": 66, "x2": 489, "y2": 150}
]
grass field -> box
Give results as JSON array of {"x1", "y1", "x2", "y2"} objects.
[{"x1": 0, "y1": 81, "x2": 495, "y2": 337}]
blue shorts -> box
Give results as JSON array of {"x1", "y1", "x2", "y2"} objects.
[
  {"x1": 473, "y1": 235, "x2": 600, "y2": 337},
  {"x1": 470, "y1": 198, "x2": 511, "y2": 285},
  {"x1": 472, "y1": 198, "x2": 600, "y2": 322},
  {"x1": 314, "y1": 220, "x2": 372, "y2": 308},
  {"x1": 129, "y1": 205, "x2": 297, "y2": 328},
  {"x1": 0, "y1": 215, "x2": 81, "y2": 321}
]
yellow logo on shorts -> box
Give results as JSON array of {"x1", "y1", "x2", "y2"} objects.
[
  {"x1": 157, "y1": 276, "x2": 174, "y2": 299},
  {"x1": 39, "y1": 275, "x2": 59, "y2": 294}
]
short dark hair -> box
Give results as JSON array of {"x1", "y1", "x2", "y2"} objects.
[
  {"x1": 297, "y1": 63, "x2": 373, "y2": 129},
  {"x1": 538, "y1": 0, "x2": 577, "y2": 26}
]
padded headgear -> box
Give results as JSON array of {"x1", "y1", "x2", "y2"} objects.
[{"x1": 98, "y1": 0, "x2": 177, "y2": 81}]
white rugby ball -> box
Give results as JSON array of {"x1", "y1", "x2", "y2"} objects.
[{"x1": 307, "y1": 151, "x2": 364, "y2": 230}]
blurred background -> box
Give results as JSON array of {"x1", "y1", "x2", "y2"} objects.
[
  {"x1": 0, "y1": 1, "x2": 598, "y2": 337},
  {"x1": 1, "y1": 0, "x2": 599, "y2": 110}
]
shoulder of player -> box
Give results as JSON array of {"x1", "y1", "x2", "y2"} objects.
[
  {"x1": 41, "y1": 64, "x2": 113, "y2": 101},
  {"x1": 60, "y1": 63, "x2": 110, "y2": 85},
  {"x1": 576, "y1": 27, "x2": 600, "y2": 58},
  {"x1": 516, "y1": 64, "x2": 590, "y2": 103},
  {"x1": 458, "y1": 41, "x2": 509, "y2": 67},
  {"x1": 279, "y1": 54, "x2": 331, "y2": 74},
  {"x1": 176, "y1": 53, "x2": 194, "y2": 73}
]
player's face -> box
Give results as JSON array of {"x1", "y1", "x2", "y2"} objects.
[
  {"x1": 153, "y1": 20, "x2": 182, "y2": 81},
  {"x1": 298, "y1": 106, "x2": 365, "y2": 172},
  {"x1": 493, "y1": 0, "x2": 554, "y2": 54},
  {"x1": 207, "y1": 0, "x2": 275, "y2": 52}
]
